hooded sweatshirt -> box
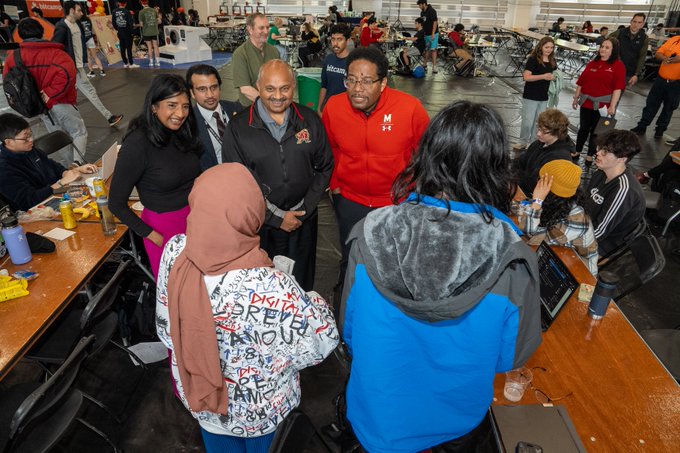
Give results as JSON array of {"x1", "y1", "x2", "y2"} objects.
[{"x1": 341, "y1": 194, "x2": 542, "y2": 453}]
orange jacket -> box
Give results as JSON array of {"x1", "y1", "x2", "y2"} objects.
[{"x1": 322, "y1": 87, "x2": 429, "y2": 208}]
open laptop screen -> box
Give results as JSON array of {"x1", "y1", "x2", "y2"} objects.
[{"x1": 536, "y1": 242, "x2": 579, "y2": 330}]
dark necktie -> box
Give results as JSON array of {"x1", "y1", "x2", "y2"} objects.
[{"x1": 213, "y1": 111, "x2": 226, "y2": 138}]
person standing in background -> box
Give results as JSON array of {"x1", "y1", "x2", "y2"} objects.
[
  {"x1": 110, "y1": 0, "x2": 138, "y2": 68},
  {"x1": 267, "y1": 17, "x2": 288, "y2": 61},
  {"x1": 139, "y1": 0, "x2": 160, "y2": 67},
  {"x1": 417, "y1": 0, "x2": 438, "y2": 73},
  {"x1": 609, "y1": 13, "x2": 649, "y2": 87},
  {"x1": 80, "y1": 10, "x2": 106, "y2": 77},
  {"x1": 54, "y1": 1, "x2": 124, "y2": 127},
  {"x1": 516, "y1": 37, "x2": 557, "y2": 150},
  {"x1": 318, "y1": 24, "x2": 351, "y2": 113}
]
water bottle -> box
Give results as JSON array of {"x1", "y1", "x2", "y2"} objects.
[
  {"x1": 1, "y1": 216, "x2": 33, "y2": 265},
  {"x1": 588, "y1": 271, "x2": 619, "y2": 319},
  {"x1": 96, "y1": 197, "x2": 117, "y2": 236}
]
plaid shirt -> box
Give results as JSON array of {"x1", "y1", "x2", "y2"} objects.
[{"x1": 524, "y1": 204, "x2": 599, "y2": 276}]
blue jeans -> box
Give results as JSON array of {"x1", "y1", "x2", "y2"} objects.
[
  {"x1": 637, "y1": 77, "x2": 680, "y2": 133},
  {"x1": 519, "y1": 98, "x2": 547, "y2": 145},
  {"x1": 200, "y1": 429, "x2": 275, "y2": 453}
]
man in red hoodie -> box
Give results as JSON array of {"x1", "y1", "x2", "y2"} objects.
[
  {"x1": 3, "y1": 18, "x2": 86, "y2": 164},
  {"x1": 322, "y1": 47, "x2": 429, "y2": 284}
]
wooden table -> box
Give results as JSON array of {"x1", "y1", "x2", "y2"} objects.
[
  {"x1": 573, "y1": 31, "x2": 601, "y2": 41},
  {"x1": 492, "y1": 245, "x2": 680, "y2": 451},
  {"x1": 0, "y1": 221, "x2": 126, "y2": 380}
]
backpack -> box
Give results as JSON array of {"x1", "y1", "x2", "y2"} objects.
[{"x1": 3, "y1": 49, "x2": 48, "y2": 118}]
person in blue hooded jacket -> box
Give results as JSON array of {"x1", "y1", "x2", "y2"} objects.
[{"x1": 341, "y1": 101, "x2": 543, "y2": 453}]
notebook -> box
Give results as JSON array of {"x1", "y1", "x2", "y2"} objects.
[{"x1": 536, "y1": 242, "x2": 578, "y2": 331}]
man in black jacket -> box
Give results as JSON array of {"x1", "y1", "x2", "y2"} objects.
[
  {"x1": 609, "y1": 13, "x2": 649, "y2": 87},
  {"x1": 222, "y1": 60, "x2": 334, "y2": 290},
  {"x1": 53, "y1": 1, "x2": 123, "y2": 127},
  {"x1": 186, "y1": 64, "x2": 241, "y2": 171}
]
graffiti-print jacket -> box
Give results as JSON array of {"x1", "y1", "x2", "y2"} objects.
[{"x1": 156, "y1": 234, "x2": 338, "y2": 437}]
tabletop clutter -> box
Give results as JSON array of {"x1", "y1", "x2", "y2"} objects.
[{"x1": 0, "y1": 176, "x2": 119, "y2": 303}]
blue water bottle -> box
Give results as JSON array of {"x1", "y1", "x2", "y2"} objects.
[
  {"x1": 588, "y1": 271, "x2": 619, "y2": 319},
  {"x1": 1, "y1": 216, "x2": 33, "y2": 265}
]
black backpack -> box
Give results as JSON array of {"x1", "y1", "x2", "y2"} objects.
[{"x1": 3, "y1": 49, "x2": 48, "y2": 118}]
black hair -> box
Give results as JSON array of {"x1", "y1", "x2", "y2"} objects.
[
  {"x1": 126, "y1": 74, "x2": 202, "y2": 154},
  {"x1": 600, "y1": 26, "x2": 608, "y2": 32},
  {"x1": 329, "y1": 23, "x2": 351, "y2": 39},
  {"x1": 346, "y1": 47, "x2": 389, "y2": 81},
  {"x1": 596, "y1": 129, "x2": 641, "y2": 163},
  {"x1": 63, "y1": 1, "x2": 79, "y2": 15},
  {"x1": 557, "y1": 17, "x2": 564, "y2": 23},
  {"x1": 595, "y1": 37, "x2": 620, "y2": 64},
  {"x1": 367, "y1": 16, "x2": 377, "y2": 25},
  {"x1": 538, "y1": 189, "x2": 588, "y2": 229},
  {"x1": 392, "y1": 101, "x2": 514, "y2": 222},
  {"x1": 0, "y1": 113, "x2": 30, "y2": 144},
  {"x1": 186, "y1": 64, "x2": 222, "y2": 87},
  {"x1": 415, "y1": 17, "x2": 425, "y2": 26},
  {"x1": 417, "y1": 0, "x2": 428, "y2": 5},
  {"x1": 453, "y1": 23, "x2": 465, "y2": 32},
  {"x1": 17, "y1": 17, "x2": 44, "y2": 39},
  {"x1": 31, "y1": 7, "x2": 44, "y2": 17},
  {"x1": 633, "y1": 12, "x2": 646, "y2": 21}
]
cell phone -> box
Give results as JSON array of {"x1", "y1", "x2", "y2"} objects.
[{"x1": 516, "y1": 441, "x2": 543, "y2": 453}]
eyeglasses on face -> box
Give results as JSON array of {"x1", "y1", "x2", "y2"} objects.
[
  {"x1": 194, "y1": 85, "x2": 220, "y2": 94},
  {"x1": 343, "y1": 77, "x2": 382, "y2": 89},
  {"x1": 12, "y1": 133, "x2": 34, "y2": 142}
]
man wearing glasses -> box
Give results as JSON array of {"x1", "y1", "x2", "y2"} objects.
[
  {"x1": 0, "y1": 113, "x2": 97, "y2": 212},
  {"x1": 186, "y1": 64, "x2": 241, "y2": 171},
  {"x1": 322, "y1": 47, "x2": 429, "y2": 284},
  {"x1": 222, "y1": 60, "x2": 333, "y2": 290}
]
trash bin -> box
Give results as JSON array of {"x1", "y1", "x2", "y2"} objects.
[{"x1": 296, "y1": 68, "x2": 323, "y2": 112}]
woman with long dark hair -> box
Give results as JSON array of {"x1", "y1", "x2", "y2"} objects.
[
  {"x1": 572, "y1": 37, "x2": 626, "y2": 165},
  {"x1": 109, "y1": 74, "x2": 202, "y2": 278},
  {"x1": 516, "y1": 36, "x2": 557, "y2": 149},
  {"x1": 341, "y1": 101, "x2": 542, "y2": 453},
  {"x1": 521, "y1": 160, "x2": 598, "y2": 275}
]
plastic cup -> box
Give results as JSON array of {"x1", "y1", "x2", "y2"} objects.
[
  {"x1": 85, "y1": 177, "x2": 97, "y2": 197},
  {"x1": 504, "y1": 367, "x2": 533, "y2": 402}
]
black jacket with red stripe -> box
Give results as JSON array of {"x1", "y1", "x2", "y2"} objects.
[{"x1": 221, "y1": 100, "x2": 333, "y2": 228}]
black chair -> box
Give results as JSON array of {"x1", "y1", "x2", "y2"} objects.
[
  {"x1": 598, "y1": 217, "x2": 649, "y2": 268},
  {"x1": 0, "y1": 336, "x2": 96, "y2": 453},
  {"x1": 269, "y1": 409, "x2": 333, "y2": 453},
  {"x1": 640, "y1": 328, "x2": 680, "y2": 382},
  {"x1": 599, "y1": 233, "x2": 666, "y2": 302},
  {"x1": 32, "y1": 130, "x2": 87, "y2": 164},
  {"x1": 24, "y1": 260, "x2": 145, "y2": 419}
]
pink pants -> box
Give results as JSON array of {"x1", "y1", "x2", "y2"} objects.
[{"x1": 140, "y1": 205, "x2": 190, "y2": 279}]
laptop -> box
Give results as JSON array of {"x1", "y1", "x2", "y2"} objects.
[
  {"x1": 536, "y1": 242, "x2": 578, "y2": 331},
  {"x1": 73, "y1": 141, "x2": 118, "y2": 183}
]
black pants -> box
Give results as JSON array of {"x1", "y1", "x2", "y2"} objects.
[
  {"x1": 332, "y1": 193, "x2": 376, "y2": 283},
  {"x1": 637, "y1": 77, "x2": 680, "y2": 133},
  {"x1": 259, "y1": 210, "x2": 318, "y2": 291},
  {"x1": 118, "y1": 31, "x2": 134, "y2": 65},
  {"x1": 575, "y1": 107, "x2": 601, "y2": 156}
]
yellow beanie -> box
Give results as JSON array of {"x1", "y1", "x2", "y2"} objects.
[{"x1": 539, "y1": 160, "x2": 582, "y2": 198}]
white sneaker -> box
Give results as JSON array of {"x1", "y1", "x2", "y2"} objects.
[
  {"x1": 154, "y1": 61, "x2": 161, "y2": 67},
  {"x1": 123, "y1": 64, "x2": 129, "y2": 68},
  {"x1": 149, "y1": 60, "x2": 154, "y2": 66},
  {"x1": 129, "y1": 63, "x2": 140, "y2": 68}
]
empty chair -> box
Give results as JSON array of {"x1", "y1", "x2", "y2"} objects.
[
  {"x1": 268, "y1": 409, "x2": 333, "y2": 453},
  {"x1": 32, "y1": 130, "x2": 87, "y2": 164},
  {"x1": 600, "y1": 233, "x2": 666, "y2": 301},
  {"x1": 0, "y1": 336, "x2": 94, "y2": 452},
  {"x1": 645, "y1": 187, "x2": 680, "y2": 237},
  {"x1": 598, "y1": 217, "x2": 648, "y2": 267}
]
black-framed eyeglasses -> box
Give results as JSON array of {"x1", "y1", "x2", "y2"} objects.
[
  {"x1": 193, "y1": 85, "x2": 220, "y2": 94},
  {"x1": 343, "y1": 77, "x2": 382, "y2": 89},
  {"x1": 12, "y1": 134, "x2": 34, "y2": 142}
]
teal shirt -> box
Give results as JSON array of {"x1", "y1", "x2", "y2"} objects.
[{"x1": 267, "y1": 25, "x2": 280, "y2": 46}]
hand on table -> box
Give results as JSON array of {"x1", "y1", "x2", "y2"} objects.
[
  {"x1": 60, "y1": 169, "x2": 83, "y2": 185},
  {"x1": 532, "y1": 174, "x2": 553, "y2": 203},
  {"x1": 77, "y1": 164, "x2": 99, "y2": 174},
  {"x1": 280, "y1": 210, "x2": 305, "y2": 233}
]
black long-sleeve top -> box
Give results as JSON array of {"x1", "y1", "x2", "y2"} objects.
[
  {"x1": 0, "y1": 145, "x2": 66, "y2": 212},
  {"x1": 108, "y1": 128, "x2": 201, "y2": 237}
]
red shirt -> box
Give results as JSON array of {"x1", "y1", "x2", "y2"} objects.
[
  {"x1": 576, "y1": 59, "x2": 626, "y2": 109},
  {"x1": 322, "y1": 87, "x2": 430, "y2": 208},
  {"x1": 360, "y1": 27, "x2": 383, "y2": 47},
  {"x1": 448, "y1": 31, "x2": 465, "y2": 47}
]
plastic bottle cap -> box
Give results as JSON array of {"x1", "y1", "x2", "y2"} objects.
[{"x1": 1, "y1": 216, "x2": 18, "y2": 228}]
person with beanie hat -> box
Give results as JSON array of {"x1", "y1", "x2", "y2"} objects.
[{"x1": 521, "y1": 160, "x2": 599, "y2": 275}]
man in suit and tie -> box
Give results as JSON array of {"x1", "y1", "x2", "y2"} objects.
[{"x1": 186, "y1": 64, "x2": 241, "y2": 171}]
